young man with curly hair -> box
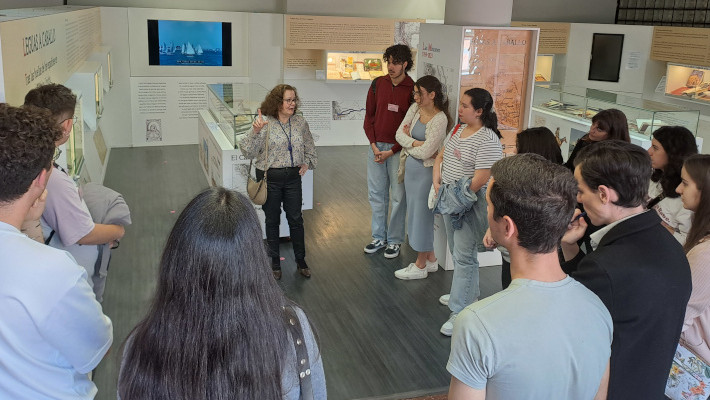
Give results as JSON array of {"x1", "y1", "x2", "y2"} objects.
[
  {"x1": 0, "y1": 103, "x2": 112, "y2": 399},
  {"x1": 363, "y1": 44, "x2": 415, "y2": 259}
]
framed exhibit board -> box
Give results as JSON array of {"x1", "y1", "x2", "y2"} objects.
[{"x1": 418, "y1": 24, "x2": 538, "y2": 155}]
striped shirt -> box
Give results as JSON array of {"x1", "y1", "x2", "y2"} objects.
[{"x1": 441, "y1": 125, "x2": 502, "y2": 184}]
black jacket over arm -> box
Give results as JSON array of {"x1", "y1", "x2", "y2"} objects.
[{"x1": 563, "y1": 211, "x2": 691, "y2": 400}]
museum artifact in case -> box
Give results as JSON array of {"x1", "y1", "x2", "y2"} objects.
[
  {"x1": 533, "y1": 83, "x2": 700, "y2": 138},
  {"x1": 207, "y1": 83, "x2": 268, "y2": 148},
  {"x1": 665, "y1": 63, "x2": 710, "y2": 104},
  {"x1": 535, "y1": 54, "x2": 554, "y2": 82},
  {"x1": 326, "y1": 51, "x2": 389, "y2": 81}
]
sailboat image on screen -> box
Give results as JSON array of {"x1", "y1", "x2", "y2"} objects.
[{"x1": 147, "y1": 19, "x2": 232, "y2": 67}]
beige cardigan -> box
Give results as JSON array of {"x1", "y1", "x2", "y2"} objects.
[{"x1": 395, "y1": 103, "x2": 448, "y2": 168}]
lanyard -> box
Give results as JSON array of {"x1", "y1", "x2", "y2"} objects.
[{"x1": 278, "y1": 117, "x2": 294, "y2": 167}]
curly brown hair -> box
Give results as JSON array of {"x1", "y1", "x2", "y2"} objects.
[
  {"x1": 24, "y1": 83, "x2": 77, "y2": 122},
  {"x1": 259, "y1": 84, "x2": 299, "y2": 119},
  {"x1": 0, "y1": 104, "x2": 60, "y2": 203}
]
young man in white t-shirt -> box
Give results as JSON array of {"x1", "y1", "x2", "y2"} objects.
[
  {"x1": 0, "y1": 104, "x2": 112, "y2": 399},
  {"x1": 447, "y1": 154, "x2": 612, "y2": 399}
]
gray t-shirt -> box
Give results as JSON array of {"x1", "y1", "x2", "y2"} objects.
[{"x1": 447, "y1": 276, "x2": 612, "y2": 399}]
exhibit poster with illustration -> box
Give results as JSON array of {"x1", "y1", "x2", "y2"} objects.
[{"x1": 460, "y1": 28, "x2": 535, "y2": 154}]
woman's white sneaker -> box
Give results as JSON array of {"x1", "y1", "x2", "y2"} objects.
[
  {"x1": 394, "y1": 263, "x2": 428, "y2": 280},
  {"x1": 439, "y1": 294, "x2": 450, "y2": 306},
  {"x1": 425, "y1": 259, "x2": 438, "y2": 272},
  {"x1": 440, "y1": 313, "x2": 457, "y2": 336}
]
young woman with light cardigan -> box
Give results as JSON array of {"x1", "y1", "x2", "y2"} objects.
[
  {"x1": 677, "y1": 154, "x2": 710, "y2": 362},
  {"x1": 393, "y1": 75, "x2": 451, "y2": 280}
]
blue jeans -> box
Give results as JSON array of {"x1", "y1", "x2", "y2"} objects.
[
  {"x1": 443, "y1": 187, "x2": 489, "y2": 315},
  {"x1": 367, "y1": 142, "x2": 406, "y2": 244}
]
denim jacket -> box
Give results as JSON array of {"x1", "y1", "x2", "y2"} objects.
[{"x1": 433, "y1": 177, "x2": 476, "y2": 230}]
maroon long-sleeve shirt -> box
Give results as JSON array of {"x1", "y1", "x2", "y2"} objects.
[{"x1": 363, "y1": 74, "x2": 414, "y2": 154}]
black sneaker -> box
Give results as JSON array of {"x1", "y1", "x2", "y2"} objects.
[
  {"x1": 364, "y1": 239, "x2": 387, "y2": 254},
  {"x1": 384, "y1": 243, "x2": 400, "y2": 259}
]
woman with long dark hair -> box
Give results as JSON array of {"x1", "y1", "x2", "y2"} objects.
[
  {"x1": 433, "y1": 87, "x2": 502, "y2": 336},
  {"x1": 393, "y1": 75, "x2": 451, "y2": 280},
  {"x1": 677, "y1": 154, "x2": 710, "y2": 362},
  {"x1": 241, "y1": 84, "x2": 317, "y2": 280},
  {"x1": 117, "y1": 188, "x2": 325, "y2": 399},
  {"x1": 647, "y1": 125, "x2": 698, "y2": 244},
  {"x1": 564, "y1": 108, "x2": 629, "y2": 170}
]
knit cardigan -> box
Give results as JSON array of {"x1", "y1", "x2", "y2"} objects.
[{"x1": 395, "y1": 103, "x2": 448, "y2": 167}]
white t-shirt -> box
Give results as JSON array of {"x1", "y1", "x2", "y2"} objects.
[
  {"x1": 0, "y1": 221, "x2": 113, "y2": 400},
  {"x1": 448, "y1": 276, "x2": 612, "y2": 399},
  {"x1": 648, "y1": 180, "x2": 693, "y2": 245},
  {"x1": 441, "y1": 125, "x2": 502, "y2": 184}
]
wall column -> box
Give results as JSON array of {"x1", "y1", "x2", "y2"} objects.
[{"x1": 444, "y1": 0, "x2": 513, "y2": 26}]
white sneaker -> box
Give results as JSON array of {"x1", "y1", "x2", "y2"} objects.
[
  {"x1": 426, "y1": 259, "x2": 438, "y2": 272},
  {"x1": 440, "y1": 313, "x2": 457, "y2": 336},
  {"x1": 439, "y1": 294, "x2": 450, "y2": 306},
  {"x1": 394, "y1": 263, "x2": 428, "y2": 280}
]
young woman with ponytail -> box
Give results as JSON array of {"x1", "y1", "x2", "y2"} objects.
[{"x1": 433, "y1": 87, "x2": 503, "y2": 336}]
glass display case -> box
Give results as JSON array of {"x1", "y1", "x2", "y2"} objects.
[
  {"x1": 534, "y1": 54, "x2": 554, "y2": 83},
  {"x1": 207, "y1": 83, "x2": 269, "y2": 148},
  {"x1": 66, "y1": 92, "x2": 84, "y2": 177},
  {"x1": 665, "y1": 63, "x2": 710, "y2": 104},
  {"x1": 533, "y1": 83, "x2": 700, "y2": 137}
]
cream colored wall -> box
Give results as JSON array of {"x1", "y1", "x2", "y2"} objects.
[
  {"x1": 67, "y1": 0, "x2": 285, "y2": 13},
  {"x1": 64, "y1": 0, "x2": 618, "y2": 24},
  {"x1": 0, "y1": 0, "x2": 63, "y2": 8}
]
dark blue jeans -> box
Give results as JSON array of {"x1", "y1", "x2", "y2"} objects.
[{"x1": 257, "y1": 167, "x2": 305, "y2": 261}]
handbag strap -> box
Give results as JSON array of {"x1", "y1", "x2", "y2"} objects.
[
  {"x1": 283, "y1": 305, "x2": 314, "y2": 400},
  {"x1": 249, "y1": 120, "x2": 270, "y2": 178}
]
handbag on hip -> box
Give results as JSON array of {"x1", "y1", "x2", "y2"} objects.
[{"x1": 247, "y1": 129, "x2": 270, "y2": 205}]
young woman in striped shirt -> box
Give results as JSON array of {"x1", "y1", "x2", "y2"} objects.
[{"x1": 433, "y1": 88, "x2": 503, "y2": 336}]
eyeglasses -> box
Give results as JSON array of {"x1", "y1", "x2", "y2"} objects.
[
  {"x1": 63, "y1": 115, "x2": 79, "y2": 124},
  {"x1": 283, "y1": 98, "x2": 297, "y2": 104},
  {"x1": 413, "y1": 91, "x2": 421, "y2": 97}
]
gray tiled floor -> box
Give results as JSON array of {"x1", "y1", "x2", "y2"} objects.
[{"x1": 94, "y1": 145, "x2": 502, "y2": 400}]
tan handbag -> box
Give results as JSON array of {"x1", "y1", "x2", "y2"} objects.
[{"x1": 247, "y1": 129, "x2": 269, "y2": 205}]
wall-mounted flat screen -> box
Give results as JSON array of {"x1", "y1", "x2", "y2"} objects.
[
  {"x1": 147, "y1": 20, "x2": 232, "y2": 66},
  {"x1": 588, "y1": 33, "x2": 624, "y2": 83}
]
